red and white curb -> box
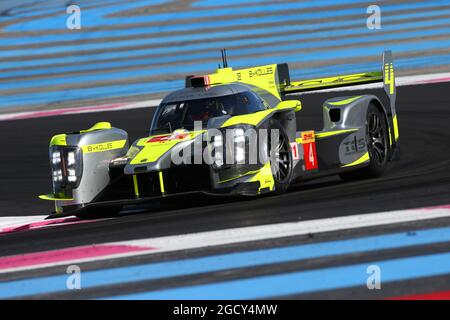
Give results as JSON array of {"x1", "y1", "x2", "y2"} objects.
[
  {"x1": 0, "y1": 72, "x2": 449, "y2": 122},
  {"x1": 0, "y1": 216, "x2": 108, "y2": 236},
  {"x1": 0, "y1": 244, "x2": 155, "y2": 273},
  {"x1": 389, "y1": 289, "x2": 450, "y2": 300},
  {"x1": 0, "y1": 204, "x2": 449, "y2": 274}
]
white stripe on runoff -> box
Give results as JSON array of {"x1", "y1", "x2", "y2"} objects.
[
  {"x1": 119, "y1": 205, "x2": 450, "y2": 252},
  {"x1": 0, "y1": 72, "x2": 450, "y2": 122},
  {"x1": 0, "y1": 204, "x2": 449, "y2": 274}
]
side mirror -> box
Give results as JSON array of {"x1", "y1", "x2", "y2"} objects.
[
  {"x1": 276, "y1": 100, "x2": 302, "y2": 112},
  {"x1": 293, "y1": 100, "x2": 302, "y2": 112}
]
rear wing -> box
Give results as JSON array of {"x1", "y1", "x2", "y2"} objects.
[
  {"x1": 283, "y1": 50, "x2": 399, "y2": 148},
  {"x1": 283, "y1": 51, "x2": 395, "y2": 97},
  {"x1": 283, "y1": 71, "x2": 383, "y2": 94}
]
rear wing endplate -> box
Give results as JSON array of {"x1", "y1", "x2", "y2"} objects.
[{"x1": 382, "y1": 51, "x2": 399, "y2": 149}]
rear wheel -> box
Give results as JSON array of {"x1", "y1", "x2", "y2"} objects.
[
  {"x1": 340, "y1": 103, "x2": 389, "y2": 181},
  {"x1": 267, "y1": 119, "x2": 293, "y2": 193}
]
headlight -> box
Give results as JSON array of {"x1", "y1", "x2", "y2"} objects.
[
  {"x1": 213, "y1": 134, "x2": 223, "y2": 147},
  {"x1": 67, "y1": 151, "x2": 76, "y2": 166},
  {"x1": 52, "y1": 151, "x2": 61, "y2": 165},
  {"x1": 233, "y1": 128, "x2": 245, "y2": 143},
  {"x1": 232, "y1": 128, "x2": 246, "y2": 163},
  {"x1": 211, "y1": 125, "x2": 255, "y2": 169},
  {"x1": 49, "y1": 146, "x2": 82, "y2": 189},
  {"x1": 211, "y1": 134, "x2": 224, "y2": 169},
  {"x1": 52, "y1": 169, "x2": 62, "y2": 182}
]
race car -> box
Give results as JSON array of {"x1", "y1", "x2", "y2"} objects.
[{"x1": 40, "y1": 50, "x2": 399, "y2": 218}]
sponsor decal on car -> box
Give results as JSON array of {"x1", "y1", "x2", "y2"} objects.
[{"x1": 301, "y1": 131, "x2": 318, "y2": 170}]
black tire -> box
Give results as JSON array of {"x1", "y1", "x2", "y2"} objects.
[
  {"x1": 267, "y1": 119, "x2": 293, "y2": 194},
  {"x1": 339, "y1": 103, "x2": 389, "y2": 181},
  {"x1": 75, "y1": 205, "x2": 123, "y2": 219}
]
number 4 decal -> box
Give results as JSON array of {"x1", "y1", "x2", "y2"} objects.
[{"x1": 301, "y1": 131, "x2": 318, "y2": 171}]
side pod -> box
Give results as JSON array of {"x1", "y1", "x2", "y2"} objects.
[{"x1": 39, "y1": 122, "x2": 129, "y2": 214}]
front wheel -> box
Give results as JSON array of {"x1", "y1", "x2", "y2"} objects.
[
  {"x1": 267, "y1": 119, "x2": 293, "y2": 193},
  {"x1": 340, "y1": 103, "x2": 389, "y2": 181}
]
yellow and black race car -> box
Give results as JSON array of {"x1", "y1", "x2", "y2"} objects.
[{"x1": 40, "y1": 50, "x2": 399, "y2": 218}]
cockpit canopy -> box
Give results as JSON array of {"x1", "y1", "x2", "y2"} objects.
[{"x1": 150, "y1": 84, "x2": 268, "y2": 134}]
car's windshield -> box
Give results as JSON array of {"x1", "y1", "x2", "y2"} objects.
[{"x1": 151, "y1": 91, "x2": 266, "y2": 133}]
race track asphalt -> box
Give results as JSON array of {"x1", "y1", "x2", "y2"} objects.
[
  {"x1": 0, "y1": 81, "x2": 449, "y2": 299},
  {"x1": 2, "y1": 81, "x2": 450, "y2": 245}
]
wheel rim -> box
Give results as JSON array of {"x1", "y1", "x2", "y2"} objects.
[
  {"x1": 367, "y1": 112, "x2": 388, "y2": 166},
  {"x1": 269, "y1": 131, "x2": 291, "y2": 182}
]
